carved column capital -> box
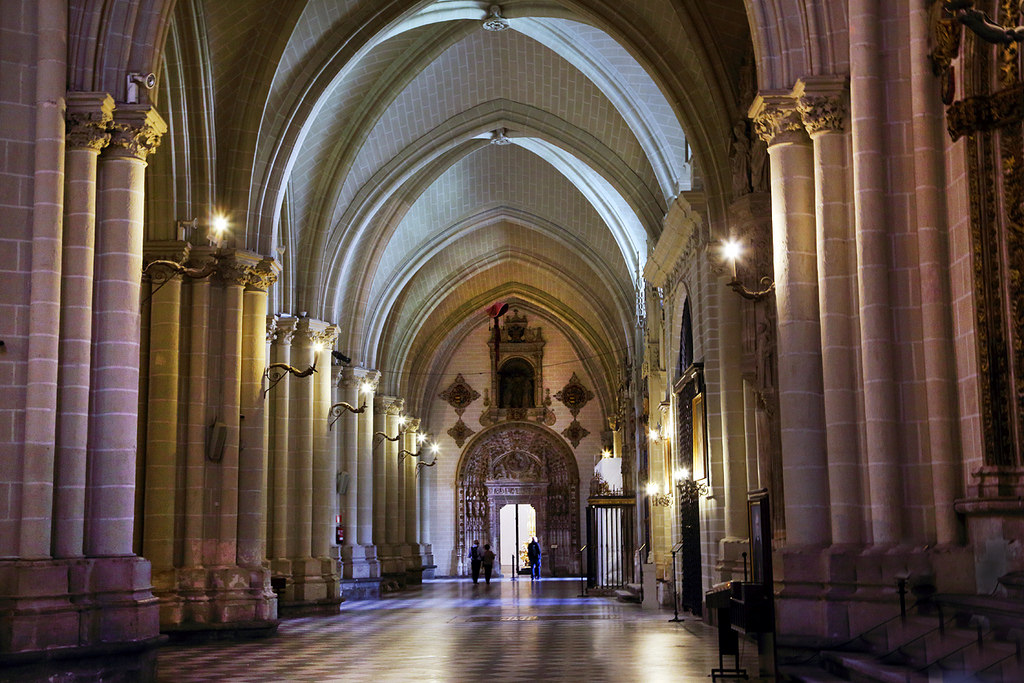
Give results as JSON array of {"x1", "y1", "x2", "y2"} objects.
[
  {"x1": 386, "y1": 398, "x2": 405, "y2": 417},
  {"x1": 65, "y1": 92, "x2": 115, "y2": 152},
  {"x1": 275, "y1": 316, "x2": 298, "y2": 346},
  {"x1": 247, "y1": 257, "x2": 280, "y2": 291},
  {"x1": 749, "y1": 94, "x2": 806, "y2": 146},
  {"x1": 793, "y1": 76, "x2": 849, "y2": 136},
  {"x1": 266, "y1": 315, "x2": 279, "y2": 343},
  {"x1": 405, "y1": 417, "x2": 421, "y2": 433},
  {"x1": 106, "y1": 106, "x2": 167, "y2": 161}
]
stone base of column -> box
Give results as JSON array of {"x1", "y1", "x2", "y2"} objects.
[
  {"x1": 715, "y1": 537, "x2": 751, "y2": 583},
  {"x1": 271, "y1": 557, "x2": 341, "y2": 616},
  {"x1": 403, "y1": 544, "x2": 431, "y2": 585},
  {"x1": 421, "y1": 545, "x2": 435, "y2": 576},
  {"x1": 773, "y1": 544, "x2": 976, "y2": 648},
  {"x1": 339, "y1": 544, "x2": 381, "y2": 580},
  {"x1": 0, "y1": 557, "x2": 161, "y2": 674},
  {"x1": 379, "y1": 544, "x2": 406, "y2": 580},
  {"x1": 152, "y1": 565, "x2": 278, "y2": 639}
]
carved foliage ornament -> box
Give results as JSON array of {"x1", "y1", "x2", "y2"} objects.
[
  {"x1": 752, "y1": 104, "x2": 804, "y2": 145},
  {"x1": 797, "y1": 95, "x2": 847, "y2": 134},
  {"x1": 554, "y1": 372, "x2": 594, "y2": 417},
  {"x1": 439, "y1": 374, "x2": 480, "y2": 416}
]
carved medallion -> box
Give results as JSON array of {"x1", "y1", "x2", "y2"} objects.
[
  {"x1": 561, "y1": 419, "x2": 590, "y2": 448},
  {"x1": 447, "y1": 418, "x2": 475, "y2": 447},
  {"x1": 555, "y1": 373, "x2": 594, "y2": 417},
  {"x1": 439, "y1": 374, "x2": 481, "y2": 416}
]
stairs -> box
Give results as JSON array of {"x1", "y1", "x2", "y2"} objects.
[
  {"x1": 780, "y1": 595, "x2": 1024, "y2": 682},
  {"x1": 614, "y1": 583, "x2": 642, "y2": 603}
]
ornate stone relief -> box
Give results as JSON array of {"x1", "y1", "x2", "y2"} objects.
[
  {"x1": 554, "y1": 372, "x2": 594, "y2": 417},
  {"x1": 751, "y1": 99, "x2": 805, "y2": 146},
  {"x1": 439, "y1": 374, "x2": 480, "y2": 416},
  {"x1": 939, "y1": 0, "x2": 1024, "y2": 473},
  {"x1": 561, "y1": 419, "x2": 590, "y2": 448},
  {"x1": 447, "y1": 418, "x2": 475, "y2": 447}
]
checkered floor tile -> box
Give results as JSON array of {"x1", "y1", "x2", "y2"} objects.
[{"x1": 156, "y1": 578, "x2": 765, "y2": 682}]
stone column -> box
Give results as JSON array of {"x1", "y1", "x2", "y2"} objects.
[
  {"x1": 290, "y1": 319, "x2": 317, "y2": 561},
  {"x1": 141, "y1": 260, "x2": 183, "y2": 571},
  {"x1": 909, "y1": 2, "x2": 961, "y2": 546},
  {"x1": 269, "y1": 317, "x2": 296, "y2": 561},
  {"x1": 404, "y1": 419, "x2": 421, "y2": 570},
  {"x1": 796, "y1": 78, "x2": 866, "y2": 547},
  {"x1": 849, "y1": 0, "x2": 902, "y2": 545},
  {"x1": 750, "y1": 95, "x2": 830, "y2": 548},
  {"x1": 358, "y1": 373, "x2": 380, "y2": 550},
  {"x1": 215, "y1": 262, "x2": 246, "y2": 566},
  {"x1": 337, "y1": 367, "x2": 361, "y2": 554},
  {"x1": 237, "y1": 261, "x2": 277, "y2": 567},
  {"x1": 87, "y1": 106, "x2": 166, "y2": 556},
  {"x1": 53, "y1": 93, "x2": 112, "y2": 559},
  {"x1": 312, "y1": 326, "x2": 339, "y2": 562},
  {"x1": 184, "y1": 279, "x2": 212, "y2": 568},
  {"x1": 383, "y1": 397, "x2": 404, "y2": 575}
]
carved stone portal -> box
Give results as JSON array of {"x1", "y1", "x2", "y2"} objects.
[{"x1": 456, "y1": 422, "x2": 580, "y2": 576}]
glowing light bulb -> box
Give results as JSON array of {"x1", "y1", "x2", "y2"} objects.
[
  {"x1": 649, "y1": 428, "x2": 660, "y2": 442},
  {"x1": 646, "y1": 482, "x2": 659, "y2": 496},
  {"x1": 430, "y1": 443, "x2": 440, "y2": 454},
  {"x1": 416, "y1": 433, "x2": 427, "y2": 444},
  {"x1": 360, "y1": 382, "x2": 373, "y2": 394},
  {"x1": 601, "y1": 449, "x2": 612, "y2": 458}
]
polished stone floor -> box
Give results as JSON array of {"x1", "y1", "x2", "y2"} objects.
[{"x1": 156, "y1": 578, "x2": 765, "y2": 682}]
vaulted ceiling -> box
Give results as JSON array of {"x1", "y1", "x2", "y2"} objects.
[{"x1": 152, "y1": 0, "x2": 754, "y2": 407}]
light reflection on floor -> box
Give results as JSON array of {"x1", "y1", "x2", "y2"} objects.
[{"x1": 156, "y1": 578, "x2": 765, "y2": 682}]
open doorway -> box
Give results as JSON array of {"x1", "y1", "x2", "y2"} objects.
[{"x1": 499, "y1": 503, "x2": 536, "y2": 575}]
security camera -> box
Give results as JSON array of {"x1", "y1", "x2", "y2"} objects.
[
  {"x1": 332, "y1": 350, "x2": 351, "y2": 365},
  {"x1": 126, "y1": 72, "x2": 156, "y2": 104}
]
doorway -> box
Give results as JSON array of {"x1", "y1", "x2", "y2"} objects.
[{"x1": 499, "y1": 503, "x2": 536, "y2": 574}]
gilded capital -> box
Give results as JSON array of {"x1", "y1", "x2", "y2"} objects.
[{"x1": 247, "y1": 257, "x2": 280, "y2": 292}]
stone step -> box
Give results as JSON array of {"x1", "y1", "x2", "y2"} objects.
[
  {"x1": 777, "y1": 663, "x2": 848, "y2": 682},
  {"x1": 614, "y1": 583, "x2": 642, "y2": 603},
  {"x1": 822, "y1": 651, "x2": 929, "y2": 683}
]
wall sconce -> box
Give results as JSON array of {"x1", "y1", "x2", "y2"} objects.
[
  {"x1": 327, "y1": 401, "x2": 366, "y2": 430},
  {"x1": 722, "y1": 238, "x2": 775, "y2": 301},
  {"x1": 646, "y1": 482, "x2": 672, "y2": 507},
  {"x1": 398, "y1": 439, "x2": 440, "y2": 462},
  {"x1": 263, "y1": 359, "x2": 317, "y2": 396},
  {"x1": 417, "y1": 457, "x2": 438, "y2": 470},
  {"x1": 209, "y1": 214, "x2": 229, "y2": 248},
  {"x1": 675, "y1": 471, "x2": 709, "y2": 503},
  {"x1": 141, "y1": 256, "x2": 217, "y2": 305},
  {"x1": 601, "y1": 448, "x2": 613, "y2": 458}
]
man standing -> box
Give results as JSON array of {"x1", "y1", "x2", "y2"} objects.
[
  {"x1": 527, "y1": 537, "x2": 541, "y2": 580},
  {"x1": 469, "y1": 540, "x2": 482, "y2": 584}
]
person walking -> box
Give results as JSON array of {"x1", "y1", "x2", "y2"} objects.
[
  {"x1": 482, "y1": 544, "x2": 496, "y2": 585},
  {"x1": 527, "y1": 537, "x2": 541, "y2": 580},
  {"x1": 469, "y1": 540, "x2": 482, "y2": 584}
]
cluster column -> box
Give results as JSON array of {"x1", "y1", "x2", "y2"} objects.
[
  {"x1": 53, "y1": 93, "x2": 113, "y2": 559},
  {"x1": 795, "y1": 79, "x2": 866, "y2": 547}
]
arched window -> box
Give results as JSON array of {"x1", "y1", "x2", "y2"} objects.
[
  {"x1": 677, "y1": 298, "x2": 693, "y2": 376},
  {"x1": 498, "y1": 358, "x2": 535, "y2": 408}
]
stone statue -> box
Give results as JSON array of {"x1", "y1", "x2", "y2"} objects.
[
  {"x1": 750, "y1": 135, "x2": 769, "y2": 193},
  {"x1": 947, "y1": 0, "x2": 1024, "y2": 44},
  {"x1": 730, "y1": 121, "x2": 751, "y2": 198}
]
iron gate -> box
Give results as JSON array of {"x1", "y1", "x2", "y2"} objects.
[{"x1": 585, "y1": 499, "x2": 636, "y2": 590}]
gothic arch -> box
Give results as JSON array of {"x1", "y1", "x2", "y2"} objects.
[{"x1": 455, "y1": 422, "x2": 580, "y2": 576}]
